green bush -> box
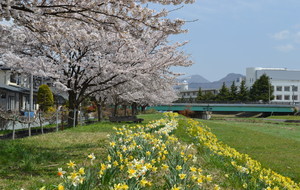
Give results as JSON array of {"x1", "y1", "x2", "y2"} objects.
[{"x1": 37, "y1": 84, "x2": 54, "y2": 112}]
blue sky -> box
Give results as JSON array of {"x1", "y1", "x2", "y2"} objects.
[
  {"x1": 2, "y1": 1, "x2": 300, "y2": 82},
  {"x1": 161, "y1": 0, "x2": 300, "y2": 81}
]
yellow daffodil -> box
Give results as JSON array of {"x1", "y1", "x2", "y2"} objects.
[
  {"x1": 88, "y1": 153, "x2": 95, "y2": 160},
  {"x1": 113, "y1": 161, "x2": 119, "y2": 166},
  {"x1": 113, "y1": 183, "x2": 129, "y2": 190},
  {"x1": 190, "y1": 166, "x2": 197, "y2": 173},
  {"x1": 67, "y1": 161, "x2": 76, "y2": 169},
  {"x1": 58, "y1": 184, "x2": 64, "y2": 190},
  {"x1": 171, "y1": 185, "x2": 181, "y2": 190},
  {"x1": 214, "y1": 184, "x2": 221, "y2": 190},
  {"x1": 78, "y1": 167, "x2": 85, "y2": 175},
  {"x1": 110, "y1": 142, "x2": 116, "y2": 147},
  {"x1": 152, "y1": 166, "x2": 157, "y2": 172},
  {"x1": 127, "y1": 168, "x2": 136, "y2": 178},
  {"x1": 161, "y1": 164, "x2": 169, "y2": 171},
  {"x1": 179, "y1": 173, "x2": 186, "y2": 180},
  {"x1": 176, "y1": 165, "x2": 182, "y2": 171}
]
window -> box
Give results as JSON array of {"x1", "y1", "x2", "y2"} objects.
[
  {"x1": 292, "y1": 95, "x2": 298, "y2": 100},
  {"x1": 276, "y1": 95, "x2": 282, "y2": 100},
  {"x1": 46, "y1": 83, "x2": 53, "y2": 87},
  {"x1": 10, "y1": 73, "x2": 20, "y2": 85},
  {"x1": 10, "y1": 74, "x2": 17, "y2": 83},
  {"x1": 292, "y1": 86, "x2": 298, "y2": 92},
  {"x1": 284, "y1": 95, "x2": 290, "y2": 100},
  {"x1": 8, "y1": 96, "x2": 15, "y2": 110},
  {"x1": 0, "y1": 91, "x2": 6, "y2": 99},
  {"x1": 276, "y1": 86, "x2": 282, "y2": 91},
  {"x1": 284, "y1": 86, "x2": 290, "y2": 91}
]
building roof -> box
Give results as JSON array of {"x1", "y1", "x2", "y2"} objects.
[
  {"x1": 0, "y1": 84, "x2": 37, "y2": 93},
  {"x1": 256, "y1": 70, "x2": 300, "y2": 81}
]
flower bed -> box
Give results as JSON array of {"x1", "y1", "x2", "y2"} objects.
[
  {"x1": 186, "y1": 118, "x2": 300, "y2": 190},
  {"x1": 40, "y1": 114, "x2": 299, "y2": 190},
  {"x1": 46, "y1": 113, "x2": 220, "y2": 190}
]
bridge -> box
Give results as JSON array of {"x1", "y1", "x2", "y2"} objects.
[{"x1": 148, "y1": 103, "x2": 297, "y2": 119}]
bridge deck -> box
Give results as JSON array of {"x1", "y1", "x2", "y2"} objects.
[{"x1": 149, "y1": 103, "x2": 296, "y2": 113}]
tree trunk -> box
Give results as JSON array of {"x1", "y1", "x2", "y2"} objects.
[
  {"x1": 141, "y1": 105, "x2": 147, "y2": 113},
  {"x1": 131, "y1": 102, "x2": 137, "y2": 116},
  {"x1": 61, "y1": 110, "x2": 64, "y2": 131},
  {"x1": 68, "y1": 91, "x2": 78, "y2": 127},
  {"x1": 56, "y1": 110, "x2": 59, "y2": 132},
  {"x1": 28, "y1": 123, "x2": 31, "y2": 137},
  {"x1": 123, "y1": 105, "x2": 127, "y2": 116},
  {"x1": 113, "y1": 104, "x2": 118, "y2": 117},
  {"x1": 39, "y1": 112, "x2": 44, "y2": 134},
  {"x1": 97, "y1": 103, "x2": 103, "y2": 121}
]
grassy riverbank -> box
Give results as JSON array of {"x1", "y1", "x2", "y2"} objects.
[
  {"x1": 200, "y1": 117, "x2": 300, "y2": 182},
  {"x1": 0, "y1": 113, "x2": 299, "y2": 189}
]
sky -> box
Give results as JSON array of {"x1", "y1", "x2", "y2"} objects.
[{"x1": 158, "y1": 0, "x2": 300, "y2": 82}]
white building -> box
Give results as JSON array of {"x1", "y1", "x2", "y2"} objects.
[
  {"x1": 246, "y1": 67, "x2": 300, "y2": 104},
  {"x1": 180, "y1": 80, "x2": 189, "y2": 91}
]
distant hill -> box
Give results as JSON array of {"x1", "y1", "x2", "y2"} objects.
[
  {"x1": 178, "y1": 74, "x2": 210, "y2": 83},
  {"x1": 183, "y1": 73, "x2": 245, "y2": 90},
  {"x1": 217, "y1": 73, "x2": 245, "y2": 83}
]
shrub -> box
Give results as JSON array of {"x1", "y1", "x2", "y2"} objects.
[
  {"x1": 178, "y1": 109, "x2": 195, "y2": 118},
  {"x1": 37, "y1": 84, "x2": 54, "y2": 112}
]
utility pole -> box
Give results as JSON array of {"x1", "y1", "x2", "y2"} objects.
[
  {"x1": 268, "y1": 78, "x2": 272, "y2": 104},
  {"x1": 292, "y1": 85, "x2": 295, "y2": 105}
]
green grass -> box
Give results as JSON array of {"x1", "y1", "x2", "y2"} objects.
[
  {"x1": 0, "y1": 114, "x2": 161, "y2": 190},
  {"x1": 199, "y1": 119, "x2": 300, "y2": 182},
  {"x1": 268, "y1": 115, "x2": 300, "y2": 120},
  {"x1": 1, "y1": 113, "x2": 299, "y2": 189}
]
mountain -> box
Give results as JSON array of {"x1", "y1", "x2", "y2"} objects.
[
  {"x1": 178, "y1": 74, "x2": 210, "y2": 83},
  {"x1": 187, "y1": 73, "x2": 245, "y2": 90},
  {"x1": 216, "y1": 73, "x2": 245, "y2": 83}
]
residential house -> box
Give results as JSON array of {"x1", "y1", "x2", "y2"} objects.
[{"x1": 0, "y1": 66, "x2": 41, "y2": 113}]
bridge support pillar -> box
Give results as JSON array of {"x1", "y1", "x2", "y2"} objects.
[{"x1": 200, "y1": 111, "x2": 212, "y2": 120}]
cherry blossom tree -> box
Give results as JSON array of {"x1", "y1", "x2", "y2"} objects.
[
  {"x1": 0, "y1": 0, "x2": 194, "y2": 36},
  {"x1": 0, "y1": 0, "x2": 195, "y2": 126},
  {"x1": 91, "y1": 68, "x2": 180, "y2": 119},
  {"x1": 1, "y1": 17, "x2": 192, "y2": 126}
]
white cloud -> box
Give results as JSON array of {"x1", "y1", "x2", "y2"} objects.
[
  {"x1": 275, "y1": 44, "x2": 294, "y2": 52},
  {"x1": 271, "y1": 30, "x2": 290, "y2": 40}
]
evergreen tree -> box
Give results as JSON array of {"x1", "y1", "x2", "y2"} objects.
[
  {"x1": 189, "y1": 96, "x2": 194, "y2": 103},
  {"x1": 202, "y1": 91, "x2": 215, "y2": 101},
  {"x1": 196, "y1": 88, "x2": 203, "y2": 101},
  {"x1": 37, "y1": 84, "x2": 54, "y2": 112},
  {"x1": 229, "y1": 81, "x2": 238, "y2": 101},
  {"x1": 238, "y1": 80, "x2": 249, "y2": 102},
  {"x1": 249, "y1": 74, "x2": 274, "y2": 102},
  {"x1": 215, "y1": 82, "x2": 230, "y2": 102}
]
